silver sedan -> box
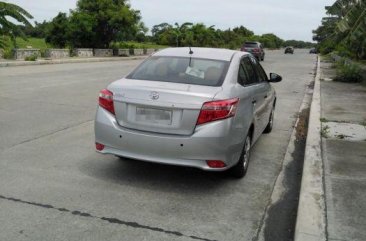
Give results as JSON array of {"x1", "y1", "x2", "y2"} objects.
[{"x1": 94, "y1": 47, "x2": 282, "y2": 178}]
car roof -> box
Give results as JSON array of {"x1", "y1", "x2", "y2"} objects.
[{"x1": 153, "y1": 47, "x2": 238, "y2": 62}]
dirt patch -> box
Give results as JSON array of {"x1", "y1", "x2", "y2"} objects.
[{"x1": 263, "y1": 107, "x2": 310, "y2": 241}]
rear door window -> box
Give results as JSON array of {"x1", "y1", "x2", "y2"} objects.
[
  {"x1": 249, "y1": 56, "x2": 268, "y2": 82},
  {"x1": 241, "y1": 57, "x2": 258, "y2": 85},
  {"x1": 238, "y1": 59, "x2": 249, "y2": 86}
]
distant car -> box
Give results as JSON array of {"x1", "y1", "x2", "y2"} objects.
[
  {"x1": 241, "y1": 41, "x2": 265, "y2": 61},
  {"x1": 95, "y1": 47, "x2": 282, "y2": 178},
  {"x1": 309, "y1": 48, "x2": 318, "y2": 54},
  {"x1": 284, "y1": 46, "x2": 294, "y2": 54}
]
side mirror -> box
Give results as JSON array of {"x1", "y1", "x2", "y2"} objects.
[{"x1": 269, "y1": 73, "x2": 282, "y2": 82}]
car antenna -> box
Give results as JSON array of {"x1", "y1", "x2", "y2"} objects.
[{"x1": 189, "y1": 46, "x2": 193, "y2": 67}]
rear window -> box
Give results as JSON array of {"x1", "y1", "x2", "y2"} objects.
[
  {"x1": 126, "y1": 56, "x2": 229, "y2": 86},
  {"x1": 244, "y1": 42, "x2": 259, "y2": 48}
]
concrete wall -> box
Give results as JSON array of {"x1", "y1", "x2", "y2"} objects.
[
  {"x1": 73, "y1": 48, "x2": 93, "y2": 58},
  {"x1": 94, "y1": 49, "x2": 113, "y2": 57},
  {"x1": 132, "y1": 49, "x2": 144, "y2": 56},
  {"x1": 13, "y1": 49, "x2": 40, "y2": 60},
  {"x1": 144, "y1": 49, "x2": 155, "y2": 55},
  {"x1": 45, "y1": 49, "x2": 70, "y2": 59},
  {"x1": 116, "y1": 49, "x2": 130, "y2": 57},
  {"x1": 0, "y1": 49, "x2": 3, "y2": 59}
]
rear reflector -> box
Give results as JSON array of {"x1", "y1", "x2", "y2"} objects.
[
  {"x1": 197, "y1": 98, "x2": 239, "y2": 125},
  {"x1": 206, "y1": 160, "x2": 226, "y2": 168},
  {"x1": 99, "y1": 89, "x2": 115, "y2": 115},
  {"x1": 95, "y1": 142, "x2": 105, "y2": 151}
]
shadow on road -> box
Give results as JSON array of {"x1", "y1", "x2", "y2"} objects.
[{"x1": 79, "y1": 154, "x2": 237, "y2": 195}]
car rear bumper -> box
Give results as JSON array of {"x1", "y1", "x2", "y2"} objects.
[{"x1": 94, "y1": 107, "x2": 243, "y2": 171}]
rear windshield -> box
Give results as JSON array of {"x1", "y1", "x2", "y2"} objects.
[
  {"x1": 126, "y1": 56, "x2": 229, "y2": 86},
  {"x1": 244, "y1": 42, "x2": 259, "y2": 48}
]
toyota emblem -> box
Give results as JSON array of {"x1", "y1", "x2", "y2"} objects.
[{"x1": 150, "y1": 91, "x2": 159, "y2": 100}]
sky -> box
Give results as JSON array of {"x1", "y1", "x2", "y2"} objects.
[{"x1": 6, "y1": 0, "x2": 335, "y2": 42}]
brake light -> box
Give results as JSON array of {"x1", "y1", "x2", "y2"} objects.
[
  {"x1": 197, "y1": 98, "x2": 239, "y2": 125},
  {"x1": 253, "y1": 48, "x2": 260, "y2": 52},
  {"x1": 207, "y1": 160, "x2": 226, "y2": 168},
  {"x1": 95, "y1": 142, "x2": 105, "y2": 151},
  {"x1": 99, "y1": 89, "x2": 115, "y2": 115}
]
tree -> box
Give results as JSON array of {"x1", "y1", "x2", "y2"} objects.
[
  {"x1": 172, "y1": 22, "x2": 193, "y2": 46},
  {"x1": 67, "y1": 0, "x2": 142, "y2": 48},
  {"x1": 259, "y1": 33, "x2": 284, "y2": 49},
  {"x1": 45, "y1": 13, "x2": 69, "y2": 48},
  {"x1": 314, "y1": 0, "x2": 366, "y2": 59},
  {"x1": 21, "y1": 20, "x2": 50, "y2": 38},
  {"x1": 0, "y1": 1, "x2": 33, "y2": 48}
]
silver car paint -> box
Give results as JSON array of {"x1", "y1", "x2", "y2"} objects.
[{"x1": 94, "y1": 47, "x2": 276, "y2": 171}]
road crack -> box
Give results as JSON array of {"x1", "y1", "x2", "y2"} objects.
[{"x1": 0, "y1": 194, "x2": 218, "y2": 241}]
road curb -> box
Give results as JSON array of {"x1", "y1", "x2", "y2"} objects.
[
  {"x1": 0, "y1": 56, "x2": 147, "y2": 67},
  {"x1": 294, "y1": 56, "x2": 327, "y2": 241}
]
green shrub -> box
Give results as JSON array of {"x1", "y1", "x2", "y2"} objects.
[
  {"x1": 24, "y1": 54, "x2": 38, "y2": 61},
  {"x1": 334, "y1": 59, "x2": 363, "y2": 83},
  {"x1": 3, "y1": 49, "x2": 13, "y2": 59}
]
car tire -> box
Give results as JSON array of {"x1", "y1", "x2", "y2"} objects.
[
  {"x1": 230, "y1": 133, "x2": 251, "y2": 178},
  {"x1": 263, "y1": 108, "x2": 274, "y2": 134},
  {"x1": 261, "y1": 56, "x2": 264, "y2": 61}
]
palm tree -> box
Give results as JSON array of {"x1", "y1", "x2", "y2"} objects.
[
  {"x1": 0, "y1": 1, "x2": 33, "y2": 48},
  {"x1": 172, "y1": 22, "x2": 193, "y2": 47},
  {"x1": 326, "y1": 0, "x2": 366, "y2": 58}
]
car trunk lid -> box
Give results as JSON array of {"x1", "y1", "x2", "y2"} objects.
[{"x1": 110, "y1": 79, "x2": 222, "y2": 135}]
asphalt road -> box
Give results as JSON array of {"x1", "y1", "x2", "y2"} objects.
[{"x1": 0, "y1": 50, "x2": 317, "y2": 241}]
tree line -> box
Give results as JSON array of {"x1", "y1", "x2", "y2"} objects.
[
  {"x1": 313, "y1": 0, "x2": 366, "y2": 59},
  {"x1": 1, "y1": 0, "x2": 315, "y2": 51}
]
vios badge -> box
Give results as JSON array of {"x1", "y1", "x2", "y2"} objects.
[{"x1": 150, "y1": 91, "x2": 159, "y2": 100}]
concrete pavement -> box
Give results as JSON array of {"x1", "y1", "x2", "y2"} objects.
[
  {"x1": 320, "y1": 59, "x2": 366, "y2": 241},
  {"x1": 295, "y1": 56, "x2": 366, "y2": 241}
]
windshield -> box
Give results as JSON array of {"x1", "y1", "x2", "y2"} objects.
[{"x1": 127, "y1": 56, "x2": 230, "y2": 86}]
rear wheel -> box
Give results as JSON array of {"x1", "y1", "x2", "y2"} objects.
[
  {"x1": 230, "y1": 134, "x2": 251, "y2": 178},
  {"x1": 264, "y1": 108, "x2": 274, "y2": 133}
]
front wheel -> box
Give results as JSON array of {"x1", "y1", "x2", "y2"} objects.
[{"x1": 230, "y1": 134, "x2": 251, "y2": 178}]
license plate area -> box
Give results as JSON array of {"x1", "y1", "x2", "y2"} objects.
[{"x1": 136, "y1": 107, "x2": 172, "y2": 125}]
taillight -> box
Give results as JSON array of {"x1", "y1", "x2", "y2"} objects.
[
  {"x1": 99, "y1": 89, "x2": 115, "y2": 115},
  {"x1": 253, "y1": 48, "x2": 260, "y2": 52},
  {"x1": 197, "y1": 98, "x2": 239, "y2": 125},
  {"x1": 206, "y1": 160, "x2": 226, "y2": 168}
]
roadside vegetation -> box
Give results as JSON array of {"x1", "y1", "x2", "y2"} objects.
[
  {"x1": 314, "y1": 0, "x2": 366, "y2": 83},
  {"x1": 1, "y1": 0, "x2": 315, "y2": 60},
  {"x1": 313, "y1": 0, "x2": 366, "y2": 60}
]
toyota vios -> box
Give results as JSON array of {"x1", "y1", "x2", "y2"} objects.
[{"x1": 95, "y1": 47, "x2": 282, "y2": 178}]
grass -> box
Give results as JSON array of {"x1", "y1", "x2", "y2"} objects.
[
  {"x1": 2, "y1": 37, "x2": 51, "y2": 50},
  {"x1": 1, "y1": 37, "x2": 52, "y2": 59},
  {"x1": 321, "y1": 125, "x2": 330, "y2": 138}
]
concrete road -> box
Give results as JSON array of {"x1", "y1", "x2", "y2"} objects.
[{"x1": 0, "y1": 50, "x2": 316, "y2": 241}]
